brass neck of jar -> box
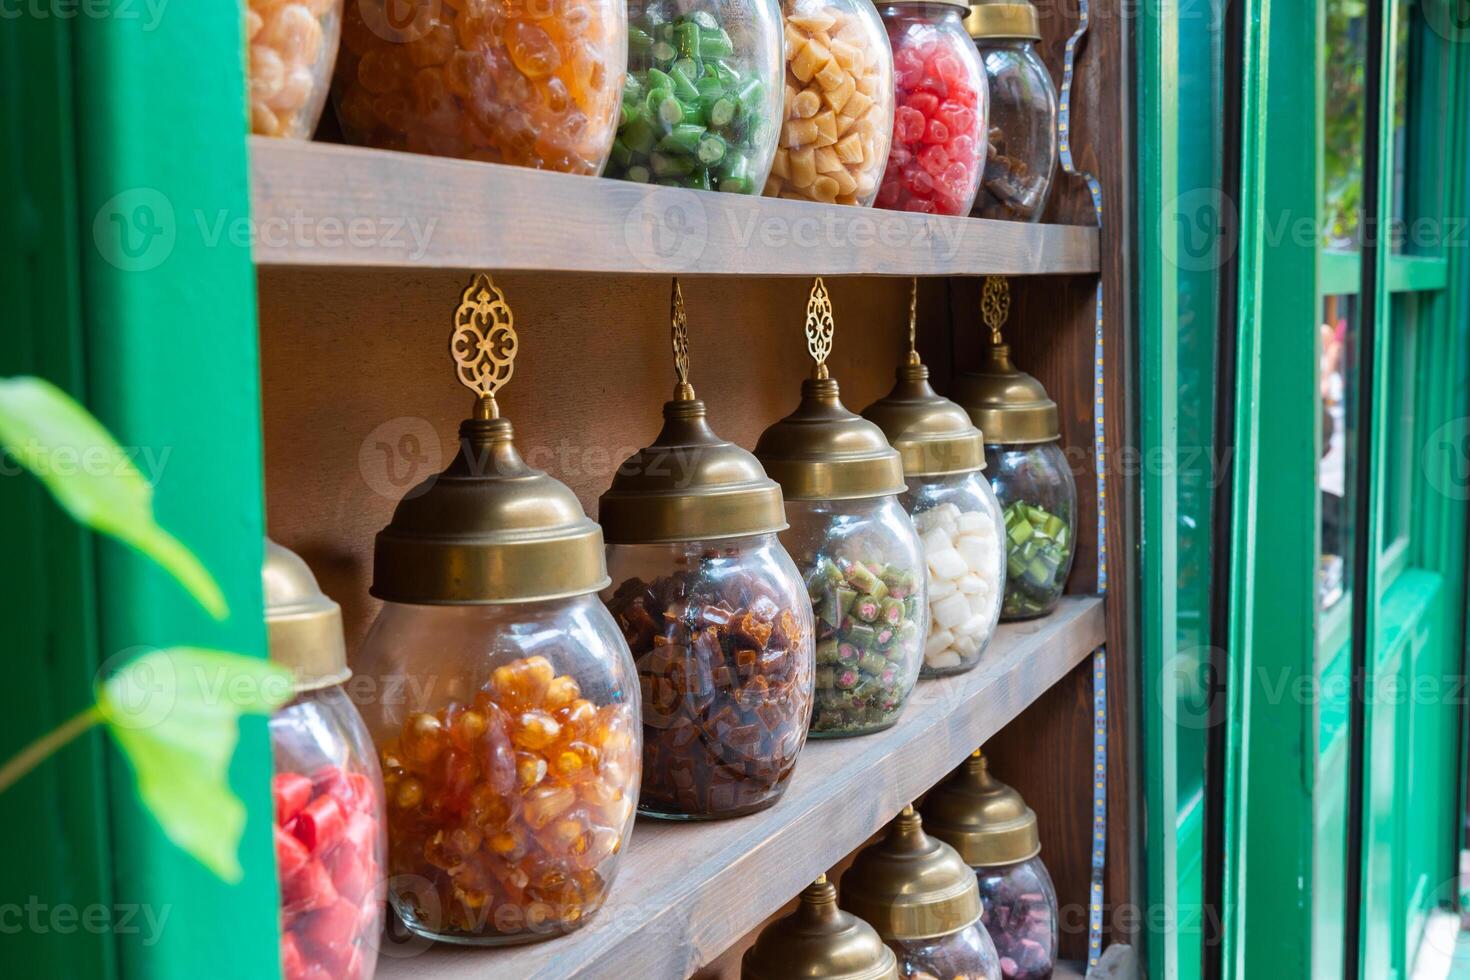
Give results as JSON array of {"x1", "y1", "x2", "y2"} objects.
[
  {"x1": 455, "y1": 416, "x2": 521, "y2": 474},
  {"x1": 798, "y1": 875, "x2": 843, "y2": 926}
]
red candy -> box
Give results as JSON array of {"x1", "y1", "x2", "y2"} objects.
[
  {"x1": 291, "y1": 794, "x2": 347, "y2": 852},
  {"x1": 880, "y1": 14, "x2": 987, "y2": 215},
  {"x1": 273, "y1": 772, "x2": 313, "y2": 823},
  {"x1": 273, "y1": 762, "x2": 383, "y2": 980}
]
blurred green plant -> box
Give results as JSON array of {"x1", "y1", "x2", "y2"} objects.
[{"x1": 0, "y1": 376, "x2": 288, "y2": 883}]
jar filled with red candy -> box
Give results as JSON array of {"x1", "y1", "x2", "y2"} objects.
[
  {"x1": 264, "y1": 540, "x2": 386, "y2": 980},
  {"x1": 333, "y1": 0, "x2": 627, "y2": 173},
  {"x1": 600, "y1": 281, "x2": 814, "y2": 820},
  {"x1": 355, "y1": 274, "x2": 641, "y2": 945},
  {"x1": 877, "y1": 0, "x2": 989, "y2": 215},
  {"x1": 920, "y1": 753, "x2": 1059, "y2": 980}
]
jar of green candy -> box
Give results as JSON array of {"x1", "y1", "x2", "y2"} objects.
[
  {"x1": 756, "y1": 279, "x2": 928, "y2": 738},
  {"x1": 608, "y1": 0, "x2": 785, "y2": 192},
  {"x1": 953, "y1": 339, "x2": 1076, "y2": 622}
]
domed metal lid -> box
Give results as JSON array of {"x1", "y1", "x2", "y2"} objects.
[
  {"x1": 371, "y1": 274, "x2": 609, "y2": 605},
  {"x1": 263, "y1": 539, "x2": 350, "y2": 691},
  {"x1": 920, "y1": 751, "x2": 1042, "y2": 866},
  {"x1": 755, "y1": 279, "x2": 906, "y2": 501},
  {"x1": 839, "y1": 806, "x2": 983, "y2": 941},
  {"x1": 862, "y1": 280, "x2": 987, "y2": 477},
  {"x1": 965, "y1": 0, "x2": 1041, "y2": 40},
  {"x1": 951, "y1": 277, "x2": 1060, "y2": 445},
  {"x1": 600, "y1": 280, "x2": 787, "y2": 543},
  {"x1": 742, "y1": 876, "x2": 899, "y2": 980}
]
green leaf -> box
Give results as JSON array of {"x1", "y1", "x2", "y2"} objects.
[
  {"x1": 96, "y1": 649, "x2": 293, "y2": 883},
  {"x1": 0, "y1": 376, "x2": 227, "y2": 619}
]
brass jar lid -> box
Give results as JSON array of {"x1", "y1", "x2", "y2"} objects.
[
  {"x1": 742, "y1": 876, "x2": 899, "y2": 980},
  {"x1": 755, "y1": 278, "x2": 906, "y2": 501},
  {"x1": 371, "y1": 274, "x2": 610, "y2": 605},
  {"x1": 839, "y1": 806, "x2": 984, "y2": 941},
  {"x1": 951, "y1": 277, "x2": 1060, "y2": 445},
  {"x1": 263, "y1": 539, "x2": 350, "y2": 691},
  {"x1": 920, "y1": 751, "x2": 1042, "y2": 866},
  {"x1": 862, "y1": 280, "x2": 986, "y2": 477},
  {"x1": 965, "y1": 0, "x2": 1041, "y2": 40},
  {"x1": 601, "y1": 280, "x2": 786, "y2": 543}
]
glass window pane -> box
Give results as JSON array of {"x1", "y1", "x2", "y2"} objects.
[
  {"x1": 1320, "y1": 293, "x2": 1360, "y2": 620},
  {"x1": 1324, "y1": 0, "x2": 1368, "y2": 248},
  {"x1": 1390, "y1": 0, "x2": 1412, "y2": 251}
]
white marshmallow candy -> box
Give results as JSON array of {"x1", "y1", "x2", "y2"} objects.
[
  {"x1": 924, "y1": 628, "x2": 955, "y2": 658},
  {"x1": 917, "y1": 503, "x2": 1003, "y2": 670},
  {"x1": 927, "y1": 548, "x2": 968, "y2": 581},
  {"x1": 931, "y1": 592, "x2": 972, "y2": 630}
]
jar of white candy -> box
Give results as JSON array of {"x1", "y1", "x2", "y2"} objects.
[{"x1": 862, "y1": 286, "x2": 1005, "y2": 677}]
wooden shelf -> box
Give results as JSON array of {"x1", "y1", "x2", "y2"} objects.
[
  {"x1": 249, "y1": 138, "x2": 1099, "y2": 277},
  {"x1": 375, "y1": 596, "x2": 1105, "y2": 980}
]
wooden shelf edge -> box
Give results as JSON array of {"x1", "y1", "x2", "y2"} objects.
[
  {"x1": 249, "y1": 138, "x2": 1100, "y2": 277},
  {"x1": 375, "y1": 595, "x2": 1105, "y2": 980}
]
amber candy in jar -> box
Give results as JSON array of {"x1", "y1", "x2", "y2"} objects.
[
  {"x1": 355, "y1": 275, "x2": 640, "y2": 945},
  {"x1": 601, "y1": 280, "x2": 814, "y2": 820},
  {"x1": 264, "y1": 541, "x2": 387, "y2": 980},
  {"x1": 964, "y1": 0, "x2": 1057, "y2": 221},
  {"x1": 334, "y1": 0, "x2": 627, "y2": 173},
  {"x1": 765, "y1": 0, "x2": 895, "y2": 204},
  {"x1": 248, "y1": 0, "x2": 343, "y2": 138}
]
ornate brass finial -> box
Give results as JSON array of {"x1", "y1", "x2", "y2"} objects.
[
  {"x1": 450, "y1": 272, "x2": 518, "y2": 419},
  {"x1": 805, "y1": 277, "x2": 835, "y2": 379},
  {"x1": 981, "y1": 275, "x2": 1011, "y2": 346},
  {"x1": 906, "y1": 277, "x2": 921, "y2": 366},
  {"x1": 671, "y1": 277, "x2": 694, "y2": 401}
]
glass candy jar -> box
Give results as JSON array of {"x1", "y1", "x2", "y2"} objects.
[
  {"x1": 265, "y1": 541, "x2": 386, "y2": 980},
  {"x1": 952, "y1": 280, "x2": 1076, "y2": 620},
  {"x1": 755, "y1": 279, "x2": 927, "y2": 738},
  {"x1": 248, "y1": 0, "x2": 343, "y2": 138},
  {"x1": 334, "y1": 0, "x2": 627, "y2": 173},
  {"x1": 764, "y1": 0, "x2": 895, "y2": 205},
  {"x1": 743, "y1": 875, "x2": 899, "y2": 980},
  {"x1": 841, "y1": 806, "x2": 1003, "y2": 980},
  {"x1": 608, "y1": 0, "x2": 785, "y2": 192},
  {"x1": 921, "y1": 752, "x2": 1059, "y2": 980},
  {"x1": 355, "y1": 275, "x2": 641, "y2": 946},
  {"x1": 965, "y1": 0, "x2": 1057, "y2": 221},
  {"x1": 877, "y1": 0, "x2": 989, "y2": 215},
  {"x1": 862, "y1": 283, "x2": 1005, "y2": 677},
  {"x1": 601, "y1": 281, "x2": 813, "y2": 820}
]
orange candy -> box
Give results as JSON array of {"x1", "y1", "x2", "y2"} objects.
[
  {"x1": 333, "y1": 0, "x2": 626, "y2": 173},
  {"x1": 383, "y1": 655, "x2": 639, "y2": 940}
]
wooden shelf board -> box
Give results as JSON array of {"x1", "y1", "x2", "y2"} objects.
[
  {"x1": 249, "y1": 138, "x2": 1099, "y2": 277},
  {"x1": 375, "y1": 596, "x2": 1105, "y2": 980}
]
